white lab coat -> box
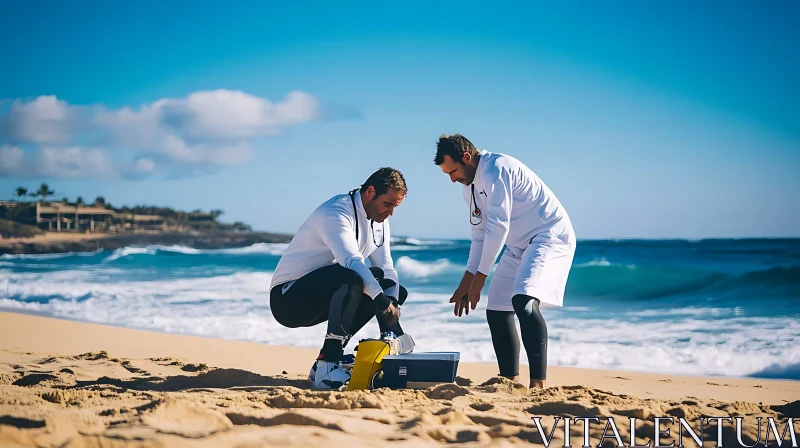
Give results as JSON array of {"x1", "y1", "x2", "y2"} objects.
[
  {"x1": 270, "y1": 191, "x2": 399, "y2": 300},
  {"x1": 463, "y1": 150, "x2": 576, "y2": 309}
]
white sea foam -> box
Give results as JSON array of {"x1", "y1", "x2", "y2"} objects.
[
  {"x1": 1, "y1": 266, "x2": 798, "y2": 378},
  {"x1": 563, "y1": 306, "x2": 592, "y2": 312},
  {"x1": 543, "y1": 314, "x2": 800, "y2": 378},
  {"x1": 103, "y1": 247, "x2": 156, "y2": 263},
  {"x1": 626, "y1": 307, "x2": 744, "y2": 318},
  {"x1": 0, "y1": 269, "x2": 272, "y2": 304},
  {"x1": 145, "y1": 243, "x2": 288, "y2": 255},
  {"x1": 212, "y1": 243, "x2": 288, "y2": 255},
  {"x1": 575, "y1": 257, "x2": 636, "y2": 269},
  {"x1": 395, "y1": 256, "x2": 463, "y2": 279},
  {"x1": 1, "y1": 249, "x2": 104, "y2": 260},
  {"x1": 100, "y1": 243, "x2": 288, "y2": 262},
  {"x1": 149, "y1": 245, "x2": 204, "y2": 254},
  {"x1": 403, "y1": 238, "x2": 455, "y2": 246},
  {"x1": 391, "y1": 245, "x2": 435, "y2": 252}
]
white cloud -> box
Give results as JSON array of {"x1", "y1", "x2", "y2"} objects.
[
  {"x1": 157, "y1": 90, "x2": 319, "y2": 140},
  {"x1": 35, "y1": 147, "x2": 115, "y2": 179},
  {"x1": 160, "y1": 135, "x2": 252, "y2": 166},
  {"x1": 121, "y1": 157, "x2": 156, "y2": 180},
  {"x1": 0, "y1": 145, "x2": 115, "y2": 179},
  {"x1": 94, "y1": 102, "x2": 163, "y2": 147},
  {"x1": 96, "y1": 89, "x2": 320, "y2": 145},
  {"x1": 4, "y1": 96, "x2": 79, "y2": 144},
  {"x1": 0, "y1": 89, "x2": 328, "y2": 179},
  {"x1": 272, "y1": 91, "x2": 321, "y2": 125},
  {"x1": 131, "y1": 158, "x2": 155, "y2": 174},
  {"x1": 0, "y1": 144, "x2": 25, "y2": 176}
]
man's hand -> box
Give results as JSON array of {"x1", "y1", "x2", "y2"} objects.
[
  {"x1": 449, "y1": 271, "x2": 475, "y2": 317},
  {"x1": 452, "y1": 293, "x2": 469, "y2": 317},
  {"x1": 467, "y1": 272, "x2": 488, "y2": 313},
  {"x1": 375, "y1": 292, "x2": 400, "y2": 327},
  {"x1": 380, "y1": 302, "x2": 401, "y2": 328}
]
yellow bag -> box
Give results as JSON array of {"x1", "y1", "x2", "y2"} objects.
[{"x1": 346, "y1": 339, "x2": 391, "y2": 391}]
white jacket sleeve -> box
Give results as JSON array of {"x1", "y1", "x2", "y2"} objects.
[
  {"x1": 315, "y1": 206, "x2": 384, "y2": 299},
  {"x1": 368, "y1": 219, "x2": 399, "y2": 299},
  {"x1": 477, "y1": 168, "x2": 513, "y2": 275}
]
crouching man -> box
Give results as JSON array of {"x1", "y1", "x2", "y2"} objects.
[{"x1": 269, "y1": 167, "x2": 414, "y2": 390}]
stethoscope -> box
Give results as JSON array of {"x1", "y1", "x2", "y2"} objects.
[
  {"x1": 470, "y1": 184, "x2": 483, "y2": 226},
  {"x1": 349, "y1": 189, "x2": 385, "y2": 247}
]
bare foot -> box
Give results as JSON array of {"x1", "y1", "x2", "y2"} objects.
[
  {"x1": 529, "y1": 379, "x2": 546, "y2": 389},
  {"x1": 499, "y1": 374, "x2": 526, "y2": 387}
]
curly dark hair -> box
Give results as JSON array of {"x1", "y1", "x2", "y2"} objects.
[
  {"x1": 433, "y1": 134, "x2": 479, "y2": 165},
  {"x1": 360, "y1": 167, "x2": 408, "y2": 197}
]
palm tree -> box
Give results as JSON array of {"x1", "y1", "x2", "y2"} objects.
[
  {"x1": 14, "y1": 186, "x2": 28, "y2": 200},
  {"x1": 33, "y1": 183, "x2": 55, "y2": 203},
  {"x1": 94, "y1": 196, "x2": 106, "y2": 207}
]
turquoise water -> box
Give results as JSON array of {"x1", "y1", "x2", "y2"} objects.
[{"x1": 1, "y1": 238, "x2": 798, "y2": 379}]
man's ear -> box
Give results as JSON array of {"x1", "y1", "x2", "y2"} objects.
[
  {"x1": 365, "y1": 185, "x2": 376, "y2": 200},
  {"x1": 462, "y1": 152, "x2": 472, "y2": 164}
]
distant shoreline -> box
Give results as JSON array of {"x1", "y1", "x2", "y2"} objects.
[
  {"x1": 2, "y1": 232, "x2": 797, "y2": 256},
  {"x1": 0, "y1": 231, "x2": 293, "y2": 255}
]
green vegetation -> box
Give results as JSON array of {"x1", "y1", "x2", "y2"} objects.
[
  {"x1": 0, "y1": 202, "x2": 36, "y2": 225},
  {"x1": 0, "y1": 218, "x2": 44, "y2": 238},
  {"x1": 31, "y1": 183, "x2": 55, "y2": 202}
]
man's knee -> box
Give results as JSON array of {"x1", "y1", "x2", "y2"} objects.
[
  {"x1": 341, "y1": 268, "x2": 364, "y2": 289},
  {"x1": 398, "y1": 285, "x2": 408, "y2": 305},
  {"x1": 377, "y1": 280, "x2": 407, "y2": 306},
  {"x1": 512, "y1": 294, "x2": 547, "y2": 338},
  {"x1": 271, "y1": 304, "x2": 317, "y2": 329},
  {"x1": 369, "y1": 266, "x2": 384, "y2": 281},
  {"x1": 512, "y1": 294, "x2": 539, "y2": 315},
  {"x1": 367, "y1": 268, "x2": 407, "y2": 305}
]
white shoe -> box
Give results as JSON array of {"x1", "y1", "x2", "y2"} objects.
[
  {"x1": 307, "y1": 354, "x2": 355, "y2": 381},
  {"x1": 382, "y1": 332, "x2": 415, "y2": 355},
  {"x1": 312, "y1": 360, "x2": 351, "y2": 390},
  {"x1": 396, "y1": 333, "x2": 415, "y2": 354}
]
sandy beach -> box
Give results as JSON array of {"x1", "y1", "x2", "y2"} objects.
[{"x1": 1, "y1": 312, "x2": 797, "y2": 447}]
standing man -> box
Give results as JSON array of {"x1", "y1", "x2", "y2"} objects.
[
  {"x1": 269, "y1": 167, "x2": 414, "y2": 390},
  {"x1": 433, "y1": 134, "x2": 576, "y2": 388}
]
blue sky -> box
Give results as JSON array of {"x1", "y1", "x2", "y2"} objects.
[{"x1": 1, "y1": 0, "x2": 798, "y2": 239}]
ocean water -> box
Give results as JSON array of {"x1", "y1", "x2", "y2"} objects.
[{"x1": 1, "y1": 238, "x2": 798, "y2": 380}]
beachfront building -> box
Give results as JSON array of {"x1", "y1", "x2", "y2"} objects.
[
  {"x1": 117, "y1": 213, "x2": 166, "y2": 232},
  {"x1": 35, "y1": 202, "x2": 165, "y2": 232},
  {"x1": 36, "y1": 202, "x2": 114, "y2": 232}
]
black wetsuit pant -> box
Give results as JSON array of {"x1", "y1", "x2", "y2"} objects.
[
  {"x1": 486, "y1": 295, "x2": 548, "y2": 381},
  {"x1": 270, "y1": 264, "x2": 407, "y2": 362}
]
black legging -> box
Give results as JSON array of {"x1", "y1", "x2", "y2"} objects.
[
  {"x1": 487, "y1": 294, "x2": 548, "y2": 380},
  {"x1": 270, "y1": 264, "x2": 407, "y2": 362}
]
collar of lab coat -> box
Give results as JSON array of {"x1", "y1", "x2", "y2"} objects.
[
  {"x1": 352, "y1": 189, "x2": 369, "y2": 223},
  {"x1": 472, "y1": 149, "x2": 491, "y2": 188}
]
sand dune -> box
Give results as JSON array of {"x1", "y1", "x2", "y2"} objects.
[{"x1": 1, "y1": 313, "x2": 798, "y2": 447}]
